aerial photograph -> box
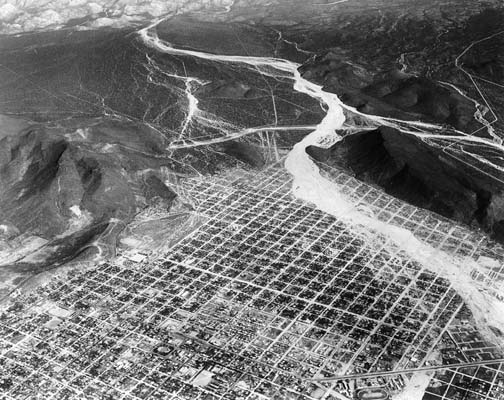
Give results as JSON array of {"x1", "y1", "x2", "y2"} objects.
[{"x1": 0, "y1": 0, "x2": 503, "y2": 399}]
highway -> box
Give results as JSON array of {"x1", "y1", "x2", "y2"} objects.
[{"x1": 309, "y1": 358, "x2": 504, "y2": 382}]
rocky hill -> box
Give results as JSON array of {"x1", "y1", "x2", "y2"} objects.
[{"x1": 307, "y1": 126, "x2": 504, "y2": 241}]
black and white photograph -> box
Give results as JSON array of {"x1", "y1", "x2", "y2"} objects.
[{"x1": 0, "y1": 0, "x2": 503, "y2": 399}]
